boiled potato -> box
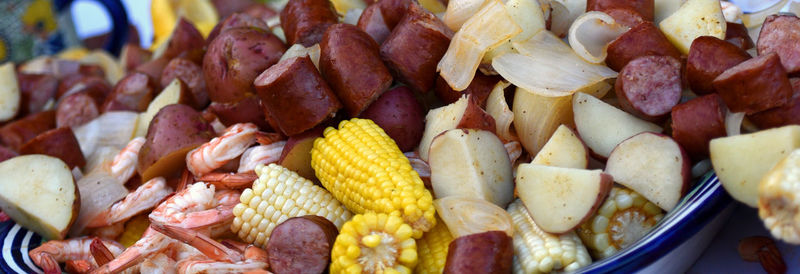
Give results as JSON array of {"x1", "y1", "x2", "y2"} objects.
[{"x1": 659, "y1": 0, "x2": 726, "y2": 54}]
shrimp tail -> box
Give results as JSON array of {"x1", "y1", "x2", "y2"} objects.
[
  {"x1": 150, "y1": 224, "x2": 243, "y2": 262},
  {"x1": 90, "y1": 238, "x2": 115, "y2": 266}
]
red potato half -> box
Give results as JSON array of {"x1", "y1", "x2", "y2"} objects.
[
  {"x1": 516, "y1": 164, "x2": 613, "y2": 233},
  {"x1": 278, "y1": 126, "x2": 325, "y2": 181},
  {"x1": 204, "y1": 27, "x2": 286, "y2": 103},
  {"x1": 19, "y1": 127, "x2": 86, "y2": 169},
  {"x1": 55, "y1": 90, "x2": 102, "y2": 129},
  {"x1": 137, "y1": 104, "x2": 214, "y2": 182},
  {"x1": 160, "y1": 58, "x2": 209, "y2": 109},
  {"x1": 418, "y1": 95, "x2": 496, "y2": 161},
  {"x1": 0, "y1": 110, "x2": 56, "y2": 151},
  {"x1": 207, "y1": 96, "x2": 271, "y2": 130},
  {"x1": 206, "y1": 12, "x2": 270, "y2": 44},
  {"x1": 531, "y1": 124, "x2": 589, "y2": 169},
  {"x1": 605, "y1": 132, "x2": 690, "y2": 211},
  {"x1": 443, "y1": 231, "x2": 513, "y2": 274},
  {"x1": 359, "y1": 86, "x2": 425, "y2": 152},
  {"x1": 120, "y1": 43, "x2": 153, "y2": 72},
  {"x1": 153, "y1": 18, "x2": 205, "y2": 61}
]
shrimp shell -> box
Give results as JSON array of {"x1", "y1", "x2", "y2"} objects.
[
  {"x1": 238, "y1": 141, "x2": 286, "y2": 173},
  {"x1": 186, "y1": 123, "x2": 258, "y2": 176}
]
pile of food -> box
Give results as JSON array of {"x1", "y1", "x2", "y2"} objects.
[{"x1": 0, "y1": 0, "x2": 798, "y2": 273}]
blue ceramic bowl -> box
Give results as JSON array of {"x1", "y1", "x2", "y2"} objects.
[{"x1": 577, "y1": 172, "x2": 734, "y2": 273}]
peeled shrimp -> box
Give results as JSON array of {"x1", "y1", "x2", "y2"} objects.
[
  {"x1": 197, "y1": 171, "x2": 258, "y2": 190},
  {"x1": 87, "y1": 177, "x2": 173, "y2": 228},
  {"x1": 238, "y1": 141, "x2": 286, "y2": 173},
  {"x1": 108, "y1": 137, "x2": 145, "y2": 183},
  {"x1": 29, "y1": 237, "x2": 124, "y2": 274},
  {"x1": 148, "y1": 182, "x2": 237, "y2": 233},
  {"x1": 186, "y1": 123, "x2": 258, "y2": 176}
]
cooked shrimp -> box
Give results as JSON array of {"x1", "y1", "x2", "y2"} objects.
[
  {"x1": 197, "y1": 171, "x2": 258, "y2": 190},
  {"x1": 29, "y1": 237, "x2": 124, "y2": 274},
  {"x1": 238, "y1": 141, "x2": 286, "y2": 173},
  {"x1": 108, "y1": 137, "x2": 145, "y2": 183},
  {"x1": 87, "y1": 177, "x2": 173, "y2": 228},
  {"x1": 88, "y1": 222, "x2": 125, "y2": 240},
  {"x1": 149, "y1": 182, "x2": 236, "y2": 233},
  {"x1": 187, "y1": 123, "x2": 258, "y2": 176},
  {"x1": 154, "y1": 224, "x2": 269, "y2": 274},
  {"x1": 139, "y1": 253, "x2": 178, "y2": 274},
  {"x1": 65, "y1": 260, "x2": 94, "y2": 274},
  {"x1": 91, "y1": 227, "x2": 177, "y2": 274}
]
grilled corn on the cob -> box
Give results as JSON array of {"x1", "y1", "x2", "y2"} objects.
[
  {"x1": 330, "y1": 212, "x2": 418, "y2": 274},
  {"x1": 508, "y1": 200, "x2": 591, "y2": 273},
  {"x1": 231, "y1": 163, "x2": 352, "y2": 247},
  {"x1": 311, "y1": 118, "x2": 436, "y2": 238},
  {"x1": 415, "y1": 217, "x2": 453, "y2": 274},
  {"x1": 759, "y1": 149, "x2": 800, "y2": 244},
  {"x1": 576, "y1": 187, "x2": 664, "y2": 259}
]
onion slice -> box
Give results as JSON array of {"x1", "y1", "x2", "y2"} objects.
[
  {"x1": 549, "y1": 0, "x2": 587, "y2": 37},
  {"x1": 725, "y1": 110, "x2": 745, "y2": 136},
  {"x1": 442, "y1": 0, "x2": 488, "y2": 31},
  {"x1": 68, "y1": 169, "x2": 129, "y2": 237},
  {"x1": 741, "y1": 0, "x2": 788, "y2": 28},
  {"x1": 493, "y1": 31, "x2": 618, "y2": 97},
  {"x1": 483, "y1": 0, "x2": 546, "y2": 64},
  {"x1": 438, "y1": 0, "x2": 521, "y2": 91},
  {"x1": 485, "y1": 81, "x2": 516, "y2": 141},
  {"x1": 73, "y1": 111, "x2": 139, "y2": 157},
  {"x1": 434, "y1": 196, "x2": 514, "y2": 238},
  {"x1": 568, "y1": 11, "x2": 629, "y2": 64}
]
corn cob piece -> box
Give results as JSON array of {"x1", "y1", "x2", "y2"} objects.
[
  {"x1": 330, "y1": 212, "x2": 418, "y2": 274},
  {"x1": 117, "y1": 214, "x2": 150, "y2": 248},
  {"x1": 759, "y1": 149, "x2": 800, "y2": 244},
  {"x1": 415, "y1": 217, "x2": 453, "y2": 274},
  {"x1": 231, "y1": 163, "x2": 352, "y2": 247},
  {"x1": 508, "y1": 199, "x2": 591, "y2": 273},
  {"x1": 311, "y1": 118, "x2": 436, "y2": 238},
  {"x1": 576, "y1": 187, "x2": 664, "y2": 259}
]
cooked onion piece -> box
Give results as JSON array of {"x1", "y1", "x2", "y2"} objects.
[
  {"x1": 485, "y1": 81, "x2": 516, "y2": 141},
  {"x1": 493, "y1": 31, "x2": 618, "y2": 97},
  {"x1": 549, "y1": 0, "x2": 587, "y2": 37},
  {"x1": 434, "y1": 196, "x2": 514, "y2": 238},
  {"x1": 725, "y1": 111, "x2": 745, "y2": 136},
  {"x1": 568, "y1": 11, "x2": 630, "y2": 64},
  {"x1": 438, "y1": 0, "x2": 521, "y2": 91},
  {"x1": 483, "y1": 0, "x2": 546, "y2": 64},
  {"x1": 443, "y1": 0, "x2": 488, "y2": 31},
  {"x1": 741, "y1": 0, "x2": 788, "y2": 28}
]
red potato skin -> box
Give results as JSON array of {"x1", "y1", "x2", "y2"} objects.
[
  {"x1": 712, "y1": 52, "x2": 793, "y2": 114},
  {"x1": 434, "y1": 73, "x2": 502, "y2": 108},
  {"x1": 206, "y1": 13, "x2": 270, "y2": 44},
  {"x1": 121, "y1": 43, "x2": 153, "y2": 72},
  {"x1": 443, "y1": 231, "x2": 514, "y2": 274},
  {"x1": 686, "y1": 36, "x2": 751, "y2": 95},
  {"x1": 212, "y1": 0, "x2": 259, "y2": 20},
  {"x1": 19, "y1": 127, "x2": 86, "y2": 169},
  {"x1": 207, "y1": 95, "x2": 272, "y2": 130},
  {"x1": 56, "y1": 75, "x2": 111, "y2": 99},
  {"x1": 380, "y1": 3, "x2": 453, "y2": 93},
  {"x1": 243, "y1": 3, "x2": 278, "y2": 22},
  {"x1": 161, "y1": 58, "x2": 209, "y2": 109},
  {"x1": 757, "y1": 14, "x2": 800, "y2": 74},
  {"x1": 0, "y1": 146, "x2": 17, "y2": 163},
  {"x1": 16, "y1": 73, "x2": 57, "y2": 116},
  {"x1": 102, "y1": 72, "x2": 156, "y2": 112},
  {"x1": 255, "y1": 56, "x2": 342, "y2": 136},
  {"x1": 204, "y1": 27, "x2": 286, "y2": 103},
  {"x1": 456, "y1": 95, "x2": 497, "y2": 134},
  {"x1": 0, "y1": 111, "x2": 56, "y2": 151},
  {"x1": 320, "y1": 24, "x2": 393, "y2": 116},
  {"x1": 56, "y1": 89, "x2": 105, "y2": 128},
  {"x1": 135, "y1": 57, "x2": 170, "y2": 85},
  {"x1": 586, "y1": 0, "x2": 654, "y2": 21},
  {"x1": 267, "y1": 215, "x2": 338, "y2": 274},
  {"x1": 280, "y1": 0, "x2": 339, "y2": 46},
  {"x1": 605, "y1": 22, "x2": 681, "y2": 72},
  {"x1": 670, "y1": 94, "x2": 727, "y2": 161},
  {"x1": 749, "y1": 78, "x2": 800, "y2": 129},
  {"x1": 359, "y1": 86, "x2": 425, "y2": 152},
  {"x1": 161, "y1": 18, "x2": 205, "y2": 60},
  {"x1": 725, "y1": 22, "x2": 754, "y2": 50},
  {"x1": 357, "y1": 4, "x2": 392, "y2": 44},
  {"x1": 278, "y1": 125, "x2": 325, "y2": 181},
  {"x1": 615, "y1": 55, "x2": 682, "y2": 122}
]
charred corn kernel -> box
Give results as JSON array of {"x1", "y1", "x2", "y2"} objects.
[
  {"x1": 117, "y1": 214, "x2": 150, "y2": 248},
  {"x1": 577, "y1": 187, "x2": 664, "y2": 259},
  {"x1": 759, "y1": 149, "x2": 800, "y2": 244},
  {"x1": 331, "y1": 213, "x2": 418, "y2": 274},
  {"x1": 311, "y1": 118, "x2": 436, "y2": 238},
  {"x1": 415, "y1": 217, "x2": 453, "y2": 274},
  {"x1": 508, "y1": 200, "x2": 591, "y2": 273},
  {"x1": 232, "y1": 163, "x2": 352, "y2": 247}
]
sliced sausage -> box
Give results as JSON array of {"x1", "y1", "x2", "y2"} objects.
[
  {"x1": 320, "y1": 24, "x2": 393, "y2": 116},
  {"x1": 0, "y1": 146, "x2": 17, "y2": 163},
  {"x1": 161, "y1": 58, "x2": 209, "y2": 109},
  {"x1": 121, "y1": 43, "x2": 153, "y2": 72},
  {"x1": 670, "y1": 94, "x2": 727, "y2": 161},
  {"x1": 20, "y1": 127, "x2": 86, "y2": 169},
  {"x1": 357, "y1": 3, "x2": 392, "y2": 44},
  {"x1": 102, "y1": 72, "x2": 156, "y2": 112},
  {"x1": 725, "y1": 22, "x2": 754, "y2": 50},
  {"x1": 603, "y1": 7, "x2": 646, "y2": 28},
  {"x1": 434, "y1": 73, "x2": 502, "y2": 107},
  {"x1": 207, "y1": 12, "x2": 270, "y2": 44},
  {"x1": 266, "y1": 215, "x2": 338, "y2": 274},
  {"x1": 377, "y1": 0, "x2": 411, "y2": 29},
  {"x1": 615, "y1": 55, "x2": 682, "y2": 122},
  {"x1": 712, "y1": 52, "x2": 793, "y2": 114},
  {"x1": 243, "y1": 3, "x2": 278, "y2": 22},
  {"x1": 757, "y1": 14, "x2": 800, "y2": 74},
  {"x1": 56, "y1": 90, "x2": 102, "y2": 128},
  {"x1": 135, "y1": 57, "x2": 170, "y2": 84},
  {"x1": 587, "y1": 0, "x2": 653, "y2": 21},
  {"x1": 207, "y1": 95, "x2": 272, "y2": 130},
  {"x1": 16, "y1": 73, "x2": 57, "y2": 116},
  {"x1": 280, "y1": 0, "x2": 338, "y2": 46},
  {"x1": 255, "y1": 56, "x2": 342, "y2": 136},
  {"x1": 686, "y1": 36, "x2": 751, "y2": 95},
  {"x1": 606, "y1": 21, "x2": 681, "y2": 72},
  {"x1": 380, "y1": 2, "x2": 453, "y2": 93},
  {"x1": 749, "y1": 78, "x2": 800, "y2": 129},
  {"x1": 57, "y1": 75, "x2": 111, "y2": 99},
  {"x1": 443, "y1": 231, "x2": 513, "y2": 274},
  {"x1": 0, "y1": 111, "x2": 56, "y2": 151},
  {"x1": 204, "y1": 27, "x2": 286, "y2": 103}
]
